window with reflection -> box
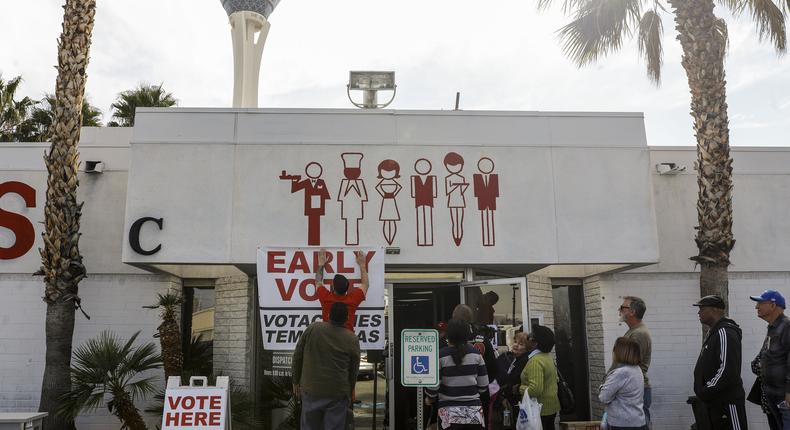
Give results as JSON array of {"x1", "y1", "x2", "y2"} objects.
[{"x1": 182, "y1": 286, "x2": 215, "y2": 376}]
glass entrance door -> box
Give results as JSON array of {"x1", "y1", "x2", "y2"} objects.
[{"x1": 460, "y1": 277, "x2": 528, "y2": 352}]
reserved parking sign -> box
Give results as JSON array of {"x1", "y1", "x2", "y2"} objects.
[{"x1": 401, "y1": 329, "x2": 439, "y2": 387}]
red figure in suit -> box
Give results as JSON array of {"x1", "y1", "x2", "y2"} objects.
[
  {"x1": 473, "y1": 157, "x2": 499, "y2": 246},
  {"x1": 280, "y1": 162, "x2": 331, "y2": 245}
]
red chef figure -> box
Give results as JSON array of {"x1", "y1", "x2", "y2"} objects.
[{"x1": 338, "y1": 152, "x2": 368, "y2": 246}]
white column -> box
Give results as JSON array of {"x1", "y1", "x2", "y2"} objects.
[{"x1": 229, "y1": 11, "x2": 270, "y2": 108}]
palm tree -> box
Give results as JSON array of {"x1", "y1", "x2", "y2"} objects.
[
  {"x1": 0, "y1": 74, "x2": 37, "y2": 141},
  {"x1": 24, "y1": 94, "x2": 102, "y2": 142},
  {"x1": 58, "y1": 331, "x2": 162, "y2": 430},
  {"x1": 143, "y1": 292, "x2": 184, "y2": 380},
  {"x1": 108, "y1": 83, "x2": 177, "y2": 127},
  {"x1": 37, "y1": 1, "x2": 95, "y2": 428},
  {"x1": 539, "y1": 0, "x2": 788, "y2": 306}
]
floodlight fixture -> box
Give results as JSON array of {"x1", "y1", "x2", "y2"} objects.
[{"x1": 347, "y1": 71, "x2": 397, "y2": 109}]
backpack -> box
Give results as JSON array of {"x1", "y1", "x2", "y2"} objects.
[{"x1": 556, "y1": 367, "x2": 575, "y2": 414}]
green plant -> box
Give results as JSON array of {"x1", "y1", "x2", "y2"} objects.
[{"x1": 58, "y1": 330, "x2": 161, "y2": 430}]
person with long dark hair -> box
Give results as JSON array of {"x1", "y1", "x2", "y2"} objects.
[
  {"x1": 426, "y1": 319, "x2": 489, "y2": 429},
  {"x1": 519, "y1": 325, "x2": 560, "y2": 430}
]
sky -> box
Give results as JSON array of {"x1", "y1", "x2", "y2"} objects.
[{"x1": 1, "y1": 0, "x2": 789, "y2": 146}]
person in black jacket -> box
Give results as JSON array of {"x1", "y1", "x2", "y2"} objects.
[
  {"x1": 751, "y1": 289, "x2": 790, "y2": 429},
  {"x1": 692, "y1": 295, "x2": 748, "y2": 430}
]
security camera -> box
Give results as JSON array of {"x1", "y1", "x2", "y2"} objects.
[
  {"x1": 84, "y1": 161, "x2": 104, "y2": 174},
  {"x1": 656, "y1": 162, "x2": 686, "y2": 175}
]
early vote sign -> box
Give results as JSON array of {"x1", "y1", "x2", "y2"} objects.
[
  {"x1": 257, "y1": 246, "x2": 385, "y2": 350},
  {"x1": 162, "y1": 377, "x2": 228, "y2": 430},
  {"x1": 401, "y1": 329, "x2": 439, "y2": 387}
]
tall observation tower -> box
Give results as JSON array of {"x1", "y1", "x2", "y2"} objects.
[{"x1": 220, "y1": 0, "x2": 281, "y2": 108}]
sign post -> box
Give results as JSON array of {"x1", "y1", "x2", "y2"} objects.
[
  {"x1": 161, "y1": 376, "x2": 230, "y2": 430},
  {"x1": 401, "y1": 329, "x2": 439, "y2": 430}
]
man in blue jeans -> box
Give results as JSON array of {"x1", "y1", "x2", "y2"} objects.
[{"x1": 752, "y1": 289, "x2": 790, "y2": 428}]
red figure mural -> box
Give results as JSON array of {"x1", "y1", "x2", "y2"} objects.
[
  {"x1": 473, "y1": 157, "x2": 499, "y2": 246},
  {"x1": 279, "y1": 162, "x2": 331, "y2": 245},
  {"x1": 375, "y1": 159, "x2": 402, "y2": 245},
  {"x1": 411, "y1": 158, "x2": 436, "y2": 246},
  {"x1": 338, "y1": 153, "x2": 368, "y2": 246},
  {"x1": 444, "y1": 152, "x2": 469, "y2": 246}
]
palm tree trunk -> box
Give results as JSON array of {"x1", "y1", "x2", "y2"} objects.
[
  {"x1": 38, "y1": 1, "x2": 95, "y2": 428},
  {"x1": 112, "y1": 390, "x2": 148, "y2": 430},
  {"x1": 159, "y1": 317, "x2": 183, "y2": 379},
  {"x1": 667, "y1": 0, "x2": 735, "y2": 310}
]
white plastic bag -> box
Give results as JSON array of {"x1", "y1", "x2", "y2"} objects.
[{"x1": 516, "y1": 389, "x2": 543, "y2": 430}]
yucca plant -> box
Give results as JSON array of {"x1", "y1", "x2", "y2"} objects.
[
  {"x1": 58, "y1": 331, "x2": 162, "y2": 430},
  {"x1": 144, "y1": 292, "x2": 184, "y2": 380}
]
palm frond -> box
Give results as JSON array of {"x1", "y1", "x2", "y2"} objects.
[
  {"x1": 638, "y1": 10, "x2": 664, "y2": 84},
  {"x1": 719, "y1": 0, "x2": 785, "y2": 52},
  {"x1": 126, "y1": 376, "x2": 159, "y2": 401},
  {"x1": 747, "y1": 0, "x2": 786, "y2": 53},
  {"x1": 558, "y1": 0, "x2": 644, "y2": 67},
  {"x1": 110, "y1": 83, "x2": 177, "y2": 127},
  {"x1": 60, "y1": 330, "x2": 162, "y2": 424}
]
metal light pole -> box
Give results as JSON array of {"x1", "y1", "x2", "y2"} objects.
[{"x1": 220, "y1": 0, "x2": 281, "y2": 107}]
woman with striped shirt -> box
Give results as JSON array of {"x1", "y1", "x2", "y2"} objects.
[{"x1": 426, "y1": 318, "x2": 489, "y2": 429}]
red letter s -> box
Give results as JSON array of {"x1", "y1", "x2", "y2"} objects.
[{"x1": 0, "y1": 181, "x2": 36, "y2": 260}]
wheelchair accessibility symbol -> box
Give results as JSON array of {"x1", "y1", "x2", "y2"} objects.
[{"x1": 411, "y1": 356, "x2": 429, "y2": 374}]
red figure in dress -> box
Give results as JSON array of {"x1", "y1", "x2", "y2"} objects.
[
  {"x1": 279, "y1": 162, "x2": 331, "y2": 245},
  {"x1": 411, "y1": 158, "x2": 437, "y2": 246},
  {"x1": 444, "y1": 152, "x2": 469, "y2": 246},
  {"x1": 375, "y1": 159, "x2": 402, "y2": 245},
  {"x1": 473, "y1": 157, "x2": 499, "y2": 246}
]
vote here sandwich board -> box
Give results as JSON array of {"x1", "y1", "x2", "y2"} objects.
[
  {"x1": 162, "y1": 376, "x2": 229, "y2": 430},
  {"x1": 257, "y1": 246, "x2": 385, "y2": 350}
]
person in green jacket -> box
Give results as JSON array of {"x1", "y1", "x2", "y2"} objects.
[{"x1": 519, "y1": 325, "x2": 560, "y2": 430}]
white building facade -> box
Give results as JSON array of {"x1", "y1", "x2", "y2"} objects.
[{"x1": 0, "y1": 108, "x2": 786, "y2": 429}]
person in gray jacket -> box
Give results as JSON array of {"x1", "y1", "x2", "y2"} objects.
[{"x1": 599, "y1": 337, "x2": 646, "y2": 430}]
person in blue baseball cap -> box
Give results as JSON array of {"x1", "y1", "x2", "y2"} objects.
[{"x1": 751, "y1": 289, "x2": 790, "y2": 429}]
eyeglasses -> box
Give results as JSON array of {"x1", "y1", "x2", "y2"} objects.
[{"x1": 619, "y1": 305, "x2": 631, "y2": 311}]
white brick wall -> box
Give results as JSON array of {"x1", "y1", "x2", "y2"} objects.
[
  {"x1": 600, "y1": 272, "x2": 787, "y2": 430},
  {"x1": 527, "y1": 275, "x2": 555, "y2": 331},
  {"x1": 583, "y1": 276, "x2": 606, "y2": 419},
  {"x1": 0, "y1": 273, "x2": 175, "y2": 429},
  {"x1": 213, "y1": 275, "x2": 254, "y2": 391}
]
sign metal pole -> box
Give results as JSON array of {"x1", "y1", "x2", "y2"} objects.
[{"x1": 417, "y1": 387, "x2": 423, "y2": 430}]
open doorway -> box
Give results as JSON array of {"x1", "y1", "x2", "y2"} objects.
[
  {"x1": 552, "y1": 284, "x2": 590, "y2": 421},
  {"x1": 390, "y1": 283, "x2": 459, "y2": 429}
]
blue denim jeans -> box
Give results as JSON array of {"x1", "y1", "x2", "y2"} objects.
[
  {"x1": 767, "y1": 395, "x2": 790, "y2": 430},
  {"x1": 643, "y1": 386, "x2": 652, "y2": 426}
]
